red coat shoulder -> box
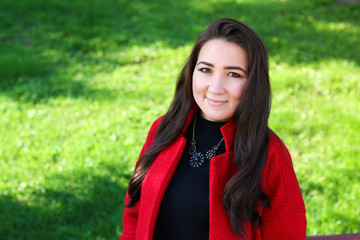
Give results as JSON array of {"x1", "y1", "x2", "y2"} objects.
[{"x1": 260, "y1": 130, "x2": 307, "y2": 239}]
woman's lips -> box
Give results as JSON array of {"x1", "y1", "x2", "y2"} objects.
[{"x1": 206, "y1": 97, "x2": 227, "y2": 106}]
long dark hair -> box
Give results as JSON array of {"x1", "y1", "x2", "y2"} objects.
[{"x1": 126, "y1": 18, "x2": 271, "y2": 238}]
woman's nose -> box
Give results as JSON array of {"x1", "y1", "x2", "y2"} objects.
[{"x1": 208, "y1": 75, "x2": 225, "y2": 94}]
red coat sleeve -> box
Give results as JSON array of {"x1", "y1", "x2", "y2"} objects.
[
  {"x1": 260, "y1": 132, "x2": 307, "y2": 240},
  {"x1": 120, "y1": 117, "x2": 163, "y2": 240}
]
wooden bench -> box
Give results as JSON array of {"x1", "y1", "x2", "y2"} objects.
[{"x1": 307, "y1": 233, "x2": 360, "y2": 240}]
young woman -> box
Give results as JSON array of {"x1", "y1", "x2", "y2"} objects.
[{"x1": 120, "y1": 18, "x2": 306, "y2": 240}]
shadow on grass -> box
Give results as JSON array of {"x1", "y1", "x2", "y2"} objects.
[
  {"x1": 0, "y1": 0, "x2": 359, "y2": 103},
  {"x1": 0, "y1": 175, "x2": 128, "y2": 240},
  {"x1": 0, "y1": 52, "x2": 120, "y2": 104},
  {"x1": 1, "y1": 0, "x2": 358, "y2": 59},
  {"x1": 210, "y1": 1, "x2": 360, "y2": 66}
]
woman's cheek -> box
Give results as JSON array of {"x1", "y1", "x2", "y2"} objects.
[
  {"x1": 193, "y1": 75, "x2": 208, "y2": 93},
  {"x1": 229, "y1": 80, "x2": 246, "y2": 100}
]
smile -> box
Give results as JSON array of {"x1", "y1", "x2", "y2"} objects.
[{"x1": 206, "y1": 97, "x2": 227, "y2": 107}]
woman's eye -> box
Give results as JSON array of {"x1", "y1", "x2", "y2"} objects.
[
  {"x1": 228, "y1": 72, "x2": 241, "y2": 78},
  {"x1": 199, "y1": 68, "x2": 211, "y2": 73}
]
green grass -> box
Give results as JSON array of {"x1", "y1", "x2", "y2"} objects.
[{"x1": 0, "y1": 0, "x2": 359, "y2": 239}]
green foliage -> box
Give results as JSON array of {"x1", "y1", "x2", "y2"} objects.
[{"x1": 0, "y1": 0, "x2": 359, "y2": 239}]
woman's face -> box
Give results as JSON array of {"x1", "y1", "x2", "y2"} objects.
[{"x1": 192, "y1": 39, "x2": 248, "y2": 122}]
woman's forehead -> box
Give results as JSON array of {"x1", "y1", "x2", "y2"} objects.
[{"x1": 197, "y1": 39, "x2": 248, "y2": 68}]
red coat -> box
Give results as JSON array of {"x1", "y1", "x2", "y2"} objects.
[{"x1": 120, "y1": 108, "x2": 307, "y2": 240}]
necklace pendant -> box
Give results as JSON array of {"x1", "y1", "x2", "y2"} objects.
[
  {"x1": 189, "y1": 152, "x2": 205, "y2": 168},
  {"x1": 205, "y1": 149, "x2": 216, "y2": 159}
]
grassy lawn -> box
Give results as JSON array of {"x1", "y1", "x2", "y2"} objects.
[{"x1": 0, "y1": 0, "x2": 359, "y2": 239}]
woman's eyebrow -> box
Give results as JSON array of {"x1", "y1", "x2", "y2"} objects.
[
  {"x1": 197, "y1": 61, "x2": 214, "y2": 67},
  {"x1": 197, "y1": 61, "x2": 247, "y2": 74},
  {"x1": 224, "y1": 66, "x2": 247, "y2": 74}
]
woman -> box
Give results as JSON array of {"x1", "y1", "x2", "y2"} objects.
[{"x1": 120, "y1": 18, "x2": 306, "y2": 240}]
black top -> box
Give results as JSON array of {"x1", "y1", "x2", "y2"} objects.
[{"x1": 153, "y1": 115, "x2": 227, "y2": 240}]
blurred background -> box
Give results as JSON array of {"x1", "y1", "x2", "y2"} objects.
[{"x1": 0, "y1": 0, "x2": 359, "y2": 239}]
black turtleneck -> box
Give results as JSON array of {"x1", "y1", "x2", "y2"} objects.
[{"x1": 153, "y1": 115, "x2": 227, "y2": 240}]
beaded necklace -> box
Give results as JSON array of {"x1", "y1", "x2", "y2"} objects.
[{"x1": 188, "y1": 115, "x2": 224, "y2": 168}]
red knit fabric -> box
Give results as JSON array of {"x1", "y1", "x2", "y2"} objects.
[{"x1": 120, "y1": 108, "x2": 307, "y2": 240}]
